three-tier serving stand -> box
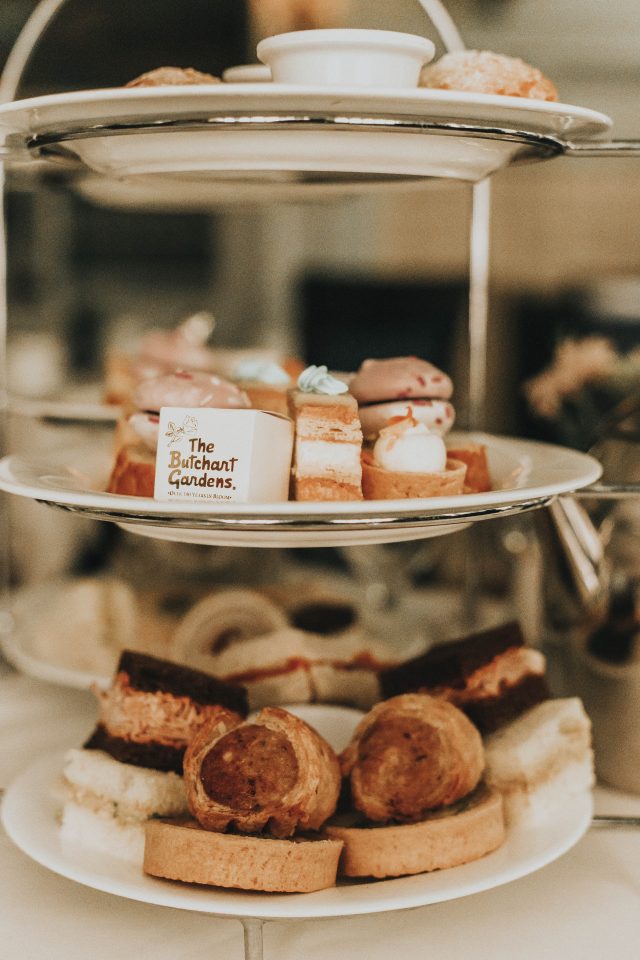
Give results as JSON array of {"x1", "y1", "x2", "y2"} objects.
[{"x1": 1, "y1": 2, "x2": 639, "y2": 958}]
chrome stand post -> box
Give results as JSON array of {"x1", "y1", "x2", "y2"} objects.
[
  {"x1": 241, "y1": 918, "x2": 264, "y2": 960},
  {"x1": 462, "y1": 178, "x2": 492, "y2": 627}
]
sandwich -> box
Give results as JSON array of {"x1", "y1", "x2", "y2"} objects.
[
  {"x1": 84, "y1": 649, "x2": 248, "y2": 773},
  {"x1": 379, "y1": 621, "x2": 549, "y2": 733},
  {"x1": 482, "y1": 697, "x2": 594, "y2": 827},
  {"x1": 60, "y1": 747, "x2": 190, "y2": 863},
  {"x1": 60, "y1": 651, "x2": 247, "y2": 861},
  {"x1": 172, "y1": 589, "x2": 410, "y2": 710}
]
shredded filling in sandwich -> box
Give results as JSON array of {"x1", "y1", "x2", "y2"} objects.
[
  {"x1": 84, "y1": 650, "x2": 248, "y2": 773},
  {"x1": 380, "y1": 622, "x2": 549, "y2": 733}
]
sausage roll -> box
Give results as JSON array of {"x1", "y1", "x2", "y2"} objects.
[
  {"x1": 183, "y1": 706, "x2": 341, "y2": 837},
  {"x1": 340, "y1": 693, "x2": 484, "y2": 822}
]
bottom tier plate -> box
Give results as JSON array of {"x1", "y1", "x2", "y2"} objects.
[{"x1": 2, "y1": 744, "x2": 592, "y2": 922}]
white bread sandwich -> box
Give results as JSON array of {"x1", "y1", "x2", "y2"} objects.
[
  {"x1": 173, "y1": 590, "x2": 409, "y2": 711},
  {"x1": 180, "y1": 624, "x2": 407, "y2": 711},
  {"x1": 60, "y1": 747, "x2": 189, "y2": 862},
  {"x1": 482, "y1": 697, "x2": 594, "y2": 827}
]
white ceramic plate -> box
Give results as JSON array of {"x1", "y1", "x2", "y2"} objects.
[
  {"x1": 0, "y1": 432, "x2": 601, "y2": 548},
  {"x1": 0, "y1": 85, "x2": 611, "y2": 139},
  {"x1": 8, "y1": 386, "x2": 120, "y2": 423},
  {"x1": 2, "y1": 738, "x2": 592, "y2": 921},
  {"x1": 0, "y1": 86, "x2": 612, "y2": 185},
  {"x1": 0, "y1": 580, "x2": 114, "y2": 691}
]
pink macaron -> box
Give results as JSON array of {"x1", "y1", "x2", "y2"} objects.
[
  {"x1": 349, "y1": 357, "x2": 455, "y2": 439},
  {"x1": 359, "y1": 398, "x2": 455, "y2": 439},
  {"x1": 133, "y1": 369, "x2": 250, "y2": 413}
]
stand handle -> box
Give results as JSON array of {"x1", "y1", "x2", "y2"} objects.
[
  {"x1": 563, "y1": 140, "x2": 640, "y2": 158},
  {"x1": 573, "y1": 482, "x2": 640, "y2": 500},
  {"x1": 0, "y1": 0, "x2": 69, "y2": 103}
]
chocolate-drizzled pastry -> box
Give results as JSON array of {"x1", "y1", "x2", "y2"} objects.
[
  {"x1": 85, "y1": 650, "x2": 248, "y2": 774},
  {"x1": 379, "y1": 622, "x2": 549, "y2": 734},
  {"x1": 184, "y1": 706, "x2": 341, "y2": 837}
]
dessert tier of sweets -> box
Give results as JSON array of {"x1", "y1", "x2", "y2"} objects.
[
  {"x1": 123, "y1": 45, "x2": 557, "y2": 102},
  {"x1": 58, "y1": 622, "x2": 594, "y2": 892},
  {"x1": 107, "y1": 353, "x2": 492, "y2": 502},
  {"x1": 104, "y1": 314, "x2": 303, "y2": 411}
]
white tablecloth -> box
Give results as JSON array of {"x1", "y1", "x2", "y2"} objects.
[{"x1": 2, "y1": 672, "x2": 640, "y2": 960}]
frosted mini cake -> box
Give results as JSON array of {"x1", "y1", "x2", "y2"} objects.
[{"x1": 288, "y1": 365, "x2": 363, "y2": 501}]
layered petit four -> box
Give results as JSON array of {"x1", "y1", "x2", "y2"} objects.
[
  {"x1": 350, "y1": 356, "x2": 455, "y2": 441},
  {"x1": 231, "y1": 358, "x2": 292, "y2": 416},
  {"x1": 288, "y1": 365, "x2": 363, "y2": 501},
  {"x1": 361, "y1": 413, "x2": 466, "y2": 499}
]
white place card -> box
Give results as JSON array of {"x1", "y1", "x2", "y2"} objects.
[{"x1": 153, "y1": 407, "x2": 293, "y2": 503}]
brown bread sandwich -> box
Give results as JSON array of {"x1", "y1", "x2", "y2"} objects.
[
  {"x1": 84, "y1": 649, "x2": 248, "y2": 773},
  {"x1": 61, "y1": 651, "x2": 247, "y2": 861},
  {"x1": 379, "y1": 621, "x2": 549, "y2": 734}
]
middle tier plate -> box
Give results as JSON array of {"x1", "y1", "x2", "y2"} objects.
[{"x1": 0, "y1": 433, "x2": 601, "y2": 547}]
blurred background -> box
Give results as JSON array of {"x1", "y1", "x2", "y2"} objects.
[{"x1": 3, "y1": 0, "x2": 640, "y2": 435}]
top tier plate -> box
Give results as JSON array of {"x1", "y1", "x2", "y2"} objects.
[{"x1": 0, "y1": 85, "x2": 613, "y2": 189}]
